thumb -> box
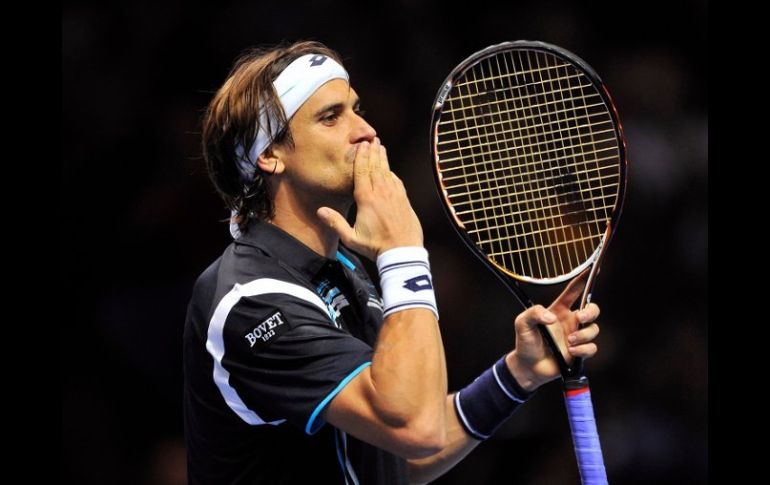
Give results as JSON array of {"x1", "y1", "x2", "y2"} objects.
[
  {"x1": 515, "y1": 304, "x2": 557, "y2": 331},
  {"x1": 317, "y1": 207, "x2": 356, "y2": 245}
]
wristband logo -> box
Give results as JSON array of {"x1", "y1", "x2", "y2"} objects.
[{"x1": 403, "y1": 275, "x2": 433, "y2": 292}]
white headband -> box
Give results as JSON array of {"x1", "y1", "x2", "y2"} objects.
[{"x1": 234, "y1": 53, "x2": 349, "y2": 182}]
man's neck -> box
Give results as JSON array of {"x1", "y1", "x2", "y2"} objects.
[{"x1": 269, "y1": 198, "x2": 350, "y2": 260}]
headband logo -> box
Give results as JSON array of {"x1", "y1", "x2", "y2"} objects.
[{"x1": 309, "y1": 55, "x2": 327, "y2": 67}]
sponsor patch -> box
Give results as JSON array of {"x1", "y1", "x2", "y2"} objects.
[{"x1": 243, "y1": 310, "x2": 290, "y2": 352}]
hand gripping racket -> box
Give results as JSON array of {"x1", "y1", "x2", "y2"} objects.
[{"x1": 430, "y1": 40, "x2": 627, "y2": 484}]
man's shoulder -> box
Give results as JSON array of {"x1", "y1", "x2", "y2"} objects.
[
  {"x1": 203, "y1": 241, "x2": 298, "y2": 286},
  {"x1": 194, "y1": 243, "x2": 330, "y2": 317},
  {"x1": 189, "y1": 243, "x2": 293, "y2": 308}
]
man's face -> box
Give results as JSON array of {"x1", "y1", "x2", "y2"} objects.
[{"x1": 273, "y1": 79, "x2": 376, "y2": 202}]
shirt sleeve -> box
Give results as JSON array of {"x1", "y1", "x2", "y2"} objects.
[{"x1": 214, "y1": 281, "x2": 373, "y2": 434}]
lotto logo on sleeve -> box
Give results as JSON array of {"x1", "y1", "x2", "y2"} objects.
[
  {"x1": 403, "y1": 275, "x2": 433, "y2": 292},
  {"x1": 244, "y1": 311, "x2": 290, "y2": 351}
]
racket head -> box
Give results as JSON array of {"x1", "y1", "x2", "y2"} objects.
[{"x1": 430, "y1": 40, "x2": 627, "y2": 288}]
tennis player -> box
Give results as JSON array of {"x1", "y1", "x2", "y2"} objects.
[{"x1": 183, "y1": 40, "x2": 601, "y2": 484}]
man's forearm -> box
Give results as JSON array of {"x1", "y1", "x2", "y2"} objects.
[
  {"x1": 323, "y1": 247, "x2": 450, "y2": 458},
  {"x1": 406, "y1": 394, "x2": 480, "y2": 484},
  {"x1": 369, "y1": 308, "x2": 448, "y2": 436},
  {"x1": 406, "y1": 352, "x2": 539, "y2": 482}
]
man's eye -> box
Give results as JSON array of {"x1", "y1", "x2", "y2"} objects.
[{"x1": 322, "y1": 113, "x2": 339, "y2": 123}]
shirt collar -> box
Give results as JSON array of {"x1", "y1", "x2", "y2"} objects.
[{"x1": 235, "y1": 220, "x2": 339, "y2": 278}]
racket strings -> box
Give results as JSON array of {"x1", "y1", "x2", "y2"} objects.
[
  {"x1": 455, "y1": 192, "x2": 616, "y2": 222},
  {"x1": 464, "y1": 58, "x2": 528, "y2": 274},
  {"x1": 437, "y1": 112, "x2": 612, "y2": 147},
  {"x1": 454, "y1": 61, "x2": 575, "y2": 87},
  {"x1": 436, "y1": 49, "x2": 621, "y2": 280},
  {"x1": 440, "y1": 150, "x2": 618, "y2": 181}
]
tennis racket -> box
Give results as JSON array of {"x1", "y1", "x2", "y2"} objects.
[{"x1": 430, "y1": 40, "x2": 627, "y2": 484}]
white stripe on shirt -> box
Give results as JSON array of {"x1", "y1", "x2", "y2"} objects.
[{"x1": 207, "y1": 278, "x2": 331, "y2": 425}]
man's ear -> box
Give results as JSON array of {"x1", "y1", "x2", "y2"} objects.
[{"x1": 256, "y1": 148, "x2": 285, "y2": 175}]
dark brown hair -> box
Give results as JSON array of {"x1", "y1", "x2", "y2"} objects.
[{"x1": 201, "y1": 41, "x2": 344, "y2": 233}]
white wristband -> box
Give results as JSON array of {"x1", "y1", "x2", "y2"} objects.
[{"x1": 376, "y1": 247, "x2": 439, "y2": 320}]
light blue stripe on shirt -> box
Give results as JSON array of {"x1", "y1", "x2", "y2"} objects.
[
  {"x1": 336, "y1": 251, "x2": 356, "y2": 271},
  {"x1": 305, "y1": 361, "x2": 372, "y2": 435}
]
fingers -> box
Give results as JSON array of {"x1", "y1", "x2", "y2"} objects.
[
  {"x1": 567, "y1": 322, "x2": 600, "y2": 346},
  {"x1": 369, "y1": 137, "x2": 380, "y2": 169},
  {"x1": 369, "y1": 138, "x2": 393, "y2": 185},
  {"x1": 567, "y1": 341, "x2": 598, "y2": 359},
  {"x1": 343, "y1": 135, "x2": 423, "y2": 258},
  {"x1": 567, "y1": 304, "x2": 600, "y2": 358},
  {"x1": 378, "y1": 139, "x2": 391, "y2": 172},
  {"x1": 515, "y1": 304, "x2": 557, "y2": 329},
  {"x1": 353, "y1": 138, "x2": 395, "y2": 193},
  {"x1": 317, "y1": 207, "x2": 356, "y2": 246},
  {"x1": 353, "y1": 141, "x2": 373, "y2": 193},
  {"x1": 369, "y1": 138, "x2": 385, "y2": 184},
  {"x1": 514, "y1": 300, "x2": 601, "y2": 361},
  {"x1": 576, "y1": 302, "x2": 600, "y2": 324}
]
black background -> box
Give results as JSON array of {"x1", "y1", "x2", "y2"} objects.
[{"x1": 62, "y1": 1, "x2": 707, "y2": 483}]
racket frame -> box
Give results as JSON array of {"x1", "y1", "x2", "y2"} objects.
[{"x1": 429, "y1": 40, "x2": 628, "y2": 379}]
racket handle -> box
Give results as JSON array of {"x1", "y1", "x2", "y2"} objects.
[{"x1": 564, "y1": 378, "x2": 608, "y2": 485}]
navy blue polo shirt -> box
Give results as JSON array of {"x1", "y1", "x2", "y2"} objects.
[{"x1": 183, "y1": 220, "x2": 408, "y2": 484}]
